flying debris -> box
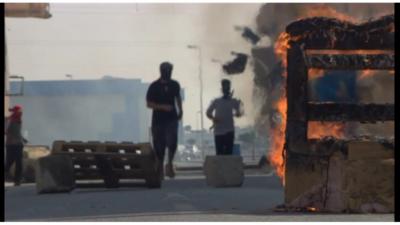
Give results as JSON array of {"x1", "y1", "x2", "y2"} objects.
[
  {"x1": 241, "y1": 27, "x2": 260, "y2": 45},
  {"x1": 222, "y1": 53, "x2": 248, "y2": 75}
]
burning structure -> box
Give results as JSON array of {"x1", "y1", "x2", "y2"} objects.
[
  {"x1": 252, "y1": 4, "x2": 394, "y2": 169},
  {"x1": 281, "y1": 14, "x2": 394, "y2": 213},
  {"x1": 251, "y1": 4, "x2": 394, "y2": 213}
]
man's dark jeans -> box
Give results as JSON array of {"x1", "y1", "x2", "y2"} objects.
[
  {"x1": 5, "y1": 144, "x2": 23, "y2": 184},
  {"x1": 214, "y1": 131, "x2": 234, "y2": 155},
  {"x1": 151, "y1": 120, "x2": 178, "y2": 164}
]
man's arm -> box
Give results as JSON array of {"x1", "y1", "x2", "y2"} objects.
[
  {"x1": 175, "y1": 82, "x2": 183, "y2": 120},
  {"x1": 146, "y1": 101, "x2": 173, "y2": 111},
  {"x1": 176, "y1": 94, "x2": 183, "y2": 120},
  {"x1": 207, "y1": 100, "x2": 220, "y2": 130},
  {"x1": 206, "y1": 100, "x2": 216, "y2": 120},
  {"x1": 234, "y1": 99, "x2": 244, "y2": 117}
]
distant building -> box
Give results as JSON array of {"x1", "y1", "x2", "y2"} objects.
[{"x1": 10, "y1": 78, "x2": 184, "y2": 146}]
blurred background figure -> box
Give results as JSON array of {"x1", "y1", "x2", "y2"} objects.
[{"x1": 5, "y1": 104, "x2": 28, "y2": 186}]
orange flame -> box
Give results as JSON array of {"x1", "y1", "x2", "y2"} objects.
[
  {"x1": 307, "y1": 207, "x2": 318, "y2": 212},
  {"x1": 358, "y1": 70, "x2": 376, "y2": 80},
  {"x1": 267, "y1": 32, "x2": 291, "y2": 185},
  {"x1": 358, "y1": 69, "x2": 395, "y2": 80},
  {"x1": 267, "y1": 6, "x2": 366, "y2": 185},
  {"x1": 309, "y1": 69, "x2": 325, "y2": 80},
  {"x1": 274, "y1": 32, "x2": 291, "y2": 68},
  {"x1": 308, "y1": 122, "x2": 346, "y2": 139},
  {"x1": 268, "y1": 92, "x2": 287, "y2": 184}
]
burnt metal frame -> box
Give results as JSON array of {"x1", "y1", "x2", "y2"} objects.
[{"x1": 285, "y1": 43, "x2": 395, "y2": 155}]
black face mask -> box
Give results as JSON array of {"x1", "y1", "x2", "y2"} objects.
[
  {"x1": 222, "y1": 86, "x2": 231, "y2": 98},
  {"x1": 161, "y1": 72, "x2": 172, "y2": 81},
  {"x1": 160, "y1": 62, "x2": 173, "y2": 81}
]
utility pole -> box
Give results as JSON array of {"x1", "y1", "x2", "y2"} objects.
[{"x1": 187, "y1": 45, "x2": 205, "y2": 160}]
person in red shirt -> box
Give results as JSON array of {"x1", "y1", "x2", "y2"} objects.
[{"x1": 5, "y1": 105, "x2": 27, "y2": 186}]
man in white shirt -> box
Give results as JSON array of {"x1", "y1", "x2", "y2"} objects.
[{"x1": 206, "y1": 79, "x2": 243, "y2": 155}]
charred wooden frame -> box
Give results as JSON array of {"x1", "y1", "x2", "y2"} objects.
[
  {"x1": 305, "y1": 53, "x2": 395, "y2": 70},
  {"x1": 285, "y1": 15, "x2": 395, "y2": 155},
  {"x1": 308, "y1": 103, "x2": 394, "y2": 122}
]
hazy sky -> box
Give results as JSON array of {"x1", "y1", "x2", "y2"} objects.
[{"x1": 6, "y1": 3, "x2": 265, "y2": 129}]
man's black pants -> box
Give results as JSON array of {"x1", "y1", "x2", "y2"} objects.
[
  {"x1": 5, "y1": 144, "x2": 23, "y2": 184},
  {"x1": 151, "y1": 120, "x2": 178, "y2": 164},
  {"x1": 215, "y1": 131, "x2": 234, "y2": 155}
]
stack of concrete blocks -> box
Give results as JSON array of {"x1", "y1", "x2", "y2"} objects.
[
  {"x1": 35, "y1": 155, "x2": 75, "y2": 194},
  {"x1": 285, "y1": 140, "x2": 394, "y2": 213},
  {"x1": 203, "y1": 155, "x2": 244, "y2": 187}
]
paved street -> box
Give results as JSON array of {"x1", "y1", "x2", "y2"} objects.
[{"x1": 4, "y1": 169, "x2": 394, "y2": 222}]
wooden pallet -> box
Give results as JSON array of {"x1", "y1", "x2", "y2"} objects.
[{"x1": 51, "y1": 140, "x2": 161, "y2": 188}]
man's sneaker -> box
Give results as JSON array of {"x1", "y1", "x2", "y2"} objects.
[{"x1": 165, "y1": 163, "x2": 175, "y2": 178}]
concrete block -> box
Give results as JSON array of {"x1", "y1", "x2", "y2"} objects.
[
  {"x1": 347, "y1": 141, "x2": 393, "y2": 160},
  {"x1": 25, "y1": 146, "x2": 50, "y2": 183},
  {"x1": 52, "y1": 140, "x2": 66, "y2": 153},
  {"x1": 9, "y1": 146, "x2": 50, "y2": 183},
  {"x1": 343, "y1": 158, "x2": 394, "y2": 213},
  {"x1": 36, "y1": 155, "x2": 75, "y2": 194},
  {"x1": 285, "y1": 155, "x2": 328, "y2": 209},
  {"x1": 285, "y1": 141, "x2": 394, "y2": 213},
  {"x1": 287, "y1": 152, "x2": 347, "y2": 212},
  {"x1": 344, "y1": 141, "x2": 394, "y2": 213},
  {"x1": 324, "y1": 151, "x2": 346, "y2": 212},
  {"x1": 203, "y1": 155, "x2": 244, "y2": 187}
]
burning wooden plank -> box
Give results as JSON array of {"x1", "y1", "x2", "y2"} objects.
[
  {"x1": 285, "y1": 15, "x2": 394, "y2": 50},
  {"x1": 285, "y1": 43, "x2": 308, "y2": 154},
  {"x1": 308, "y1": 103, "x2": 395, "y2": 122},
  {"x1": 305, "y1": 53, "x2": 395, "y2": 70}
]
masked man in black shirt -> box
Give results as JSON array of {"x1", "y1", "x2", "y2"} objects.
[{"x1": 146, "y1": 62, "x2": 183, "y2": 179}]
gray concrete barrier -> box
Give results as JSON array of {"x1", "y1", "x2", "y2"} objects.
[{"x1": 203, "y1": 155, "x2": 244, "y2": 187}]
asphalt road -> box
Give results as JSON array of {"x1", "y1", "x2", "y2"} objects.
[{"x1": 4, "y1": 169, "x2": 394, "y2": 222}]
